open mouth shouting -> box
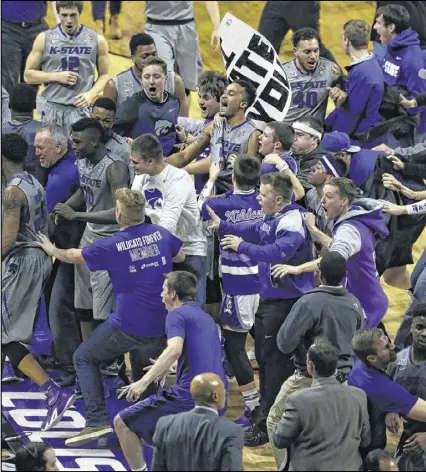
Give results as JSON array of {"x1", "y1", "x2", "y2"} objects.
[
  {"x1": 147, "y1": 85, "x2": 157, "y2": 97},
  {"x1": 219, "y1": 97, "x2": 228, "y2": 115}
]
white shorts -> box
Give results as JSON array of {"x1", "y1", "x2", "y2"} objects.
[{"x1": 220, "y1": 293, "x2": 259, "y2": 331}]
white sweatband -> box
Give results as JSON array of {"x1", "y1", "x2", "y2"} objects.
[
  {"x1": 276, "y1": 160, "x2": 289, "y2": 172},
  {"x1": 406, "y1": 200, "x2": 426, "y2": 215},
  {"x1": 292, "y1": 122, "x2": 322, "y2": 140}
]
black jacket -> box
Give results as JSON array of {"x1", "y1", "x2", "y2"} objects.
[{"x1": 293, "y1": 144, "x2": 326, "y2": 190}]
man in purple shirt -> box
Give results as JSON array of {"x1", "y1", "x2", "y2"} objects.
[
  {"x1": 114, "y1": 270, "x2": 226, "y2": 472},
  {"x1": 36, "y1": 188, "x2": 184, "y2": 447},
  {"x1": 348, "y1": 328, "x2": 426, "y2": 452}
]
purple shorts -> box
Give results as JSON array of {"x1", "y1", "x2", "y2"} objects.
[{"x1": 119, "y1": 387, "x2": 194, "y2": 444}]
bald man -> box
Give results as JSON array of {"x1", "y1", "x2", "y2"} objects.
[
  {"x1": 114, "y1": 271, "x2": 227, "y2": 471},
  {"x1": 152, "y1": 373, "x2": 244, "y2": 471}
]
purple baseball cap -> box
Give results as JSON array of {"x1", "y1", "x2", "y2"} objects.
[{"x1": 322, "y1": 132, "x2": 360, "y2": 153}]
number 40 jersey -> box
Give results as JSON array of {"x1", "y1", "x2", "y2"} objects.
[
  {"x1": 41, "y1": 24, "x2": 98, "y2": 106},
  {"x1": 281, "y1": 57, "x2": 337, "y2": 124}
]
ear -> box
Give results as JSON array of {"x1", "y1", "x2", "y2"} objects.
[
  {"x1": 212, "y1": 391, "x2": 218, "y2": 402},
  {"x1": 366, "y1": 354, "x2": 376, "y2": 364}
]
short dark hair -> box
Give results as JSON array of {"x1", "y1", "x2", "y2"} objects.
[
  {"x1": 233, "y1": 79, "x2": 257, "y2": 109},
  {"x1": 376, "y1": 4, "x2": 410, "y2": 34},
  {"x1": 233, "y1": 154, "x2": 261, "y2": 190},
  {"x1": 15, "y1": 442, "x2": 53, "y2": 472},
  {"x1": 260, "y1": 172, "x2": 293, "y2": 202},
  {"x1": 318, "y1": 251, "x2": 347, "y2": 286},
  {"x1": 352, "y1": 328, "x2": 384, "y2": 364},
  {"x1": 343, "y1": 19, "x2": 370, "y2": 50},
  {"x1": 267, "y1": 122, "x2": 295, "y2": 151},
  {"x1": 165, "y1": 271, "x2": 198, "y2": 303},
  {"x1": 326, "y1": 177, "x2": 358, "y2": 205},
  {"x1": 9, "y1": 83, "x2": 37, "y2": 113},
  {"x1": 93, "y1": 97, "x2": 117, "y2": 114},
  {"x1": 292, "y1": 27, "x2": 321, "y2": 48},
  {"x1": 307, "y1": 338, "x2": 338, "y2": 377},
  {"x1": 71, "y1": 118, "x2": 105, "y2": 138},
  {"x1": 56, "y1": 0, "x2": 83, "y2": 14},
  {"x1": 129, "y1": 33, "x2": 155, "y2": 56},
  {"x1": 131, "y1": 133, "x2": 163, "y2": 161},
  {"x1": 197, "y1": 71, "x2": 229, "y2": 102},
  {"x1": 364, "y1": 449, "x2": 395, "y2": 471},
  {"x1": 142, "y1": 56, "x2": 167, "y2": 75},
  {"x1": 410, "y1": 302, "x2": 426, "y2": 323},
  {"x1": 1, "y1": 133, "x2": 28, "y2": 164},
  {"x1": 296, "y1": 116, "x2": 324, "y2": 136}
]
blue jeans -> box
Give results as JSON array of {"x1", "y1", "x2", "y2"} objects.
[
  {"x1": 174, "y1": 255, "x2": 207, "y2": 308},
  {"x1": 73, "y1": 321, "x2": 166, "y2": 426},
  {"x1": 91, "y1": 1, "x2": 121, "y2": 20},
  {"x1": 394, "y1": 250, "x2": 426, "y2": 351}
]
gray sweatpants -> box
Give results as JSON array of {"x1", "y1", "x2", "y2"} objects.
[
  {"x1": 145, "y1": 21, "x2": 202, "y2": 91},
  {"x1": 1, "y1": 19, "x2": 48, "y2": 94},
  {"x1": 74, "y1": 228, "x2": 114, "y2": 320},
  {"x1": 2, "y1": 247, "x2": 52, "y2": 345}
]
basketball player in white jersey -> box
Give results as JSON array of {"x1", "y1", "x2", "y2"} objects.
[
  {"x1": 103, "y1": 33, "x2": 189, "y2": 117},
  {"x1": 281, "y1": 27, "x2": 346, "y2": 125},
  {"x1": 24, "y1": 1, "x2": 110, "y2": 135}
]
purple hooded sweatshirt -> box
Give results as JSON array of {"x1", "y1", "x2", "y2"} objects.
[{"x1": 330, "y1": 198, "x2": 389, "y2": 328}]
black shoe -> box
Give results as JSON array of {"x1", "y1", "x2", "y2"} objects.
[
  {"x1": 55, "y1": 373, "x2": 77, "y2": 387},
  {"x1": 244, "y1": 426, "x2": 269, "y2": 447},
  {"x1": 36, "y1": 354, "x2": 59, "y2": 371}
]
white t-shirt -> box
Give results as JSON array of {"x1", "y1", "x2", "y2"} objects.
[{"x1": 132, "y1": 164, "x2": 206, "y2": 256}]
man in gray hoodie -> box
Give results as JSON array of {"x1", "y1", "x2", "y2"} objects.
[{"x1": 266, "y1": 251, "x2": 365, "y2": 468}]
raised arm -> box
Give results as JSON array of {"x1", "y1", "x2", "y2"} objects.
[
  {"x1": 174, "y1": 74, "x2": 189, "y2": 117},
  {"x1": 247, "y1": 130, "x2": 262, "y2": 161},
  {"x1": 204, "y1": 1, "x2": 220, "y2": 50},
  {"x1": 165, "y1": 131, "x2": 211, "y2": 168},
  {"x1": 50, "y1": 1, "x2": 61, "y2": 24}
]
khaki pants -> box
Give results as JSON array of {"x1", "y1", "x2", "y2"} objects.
[{"x1": 267, "y1": 371, "x2": 312, "y2": 469}]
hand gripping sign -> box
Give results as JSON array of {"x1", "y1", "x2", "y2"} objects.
[{"x1": 219, "y1": 13, "x2": 292, "y2": 123}]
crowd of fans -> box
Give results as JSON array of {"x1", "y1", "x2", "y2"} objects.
[{"x1": 1, "y1": 1, "x2": 426, "y2": 471}]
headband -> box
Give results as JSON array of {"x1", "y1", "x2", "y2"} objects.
[{"x1": 292, "y1": 121, "x2": 322, "y2": 140}]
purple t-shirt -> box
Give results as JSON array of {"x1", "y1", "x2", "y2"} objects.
[
  {"x1": 165, "y1": 302, "x2": 226, "y2": 398},
  {"x1": 82, "y1": 223, "x2": 182, "y2": 337},
  {"x1": 2, "y1": 1, "x2": 47, "y2": 23},
  {"x1": 349, "y1": 359, "x2": 418, "y2": 414},
  {"x1": 348, "y1": 358, "x2": 419, "y2": 450}
]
